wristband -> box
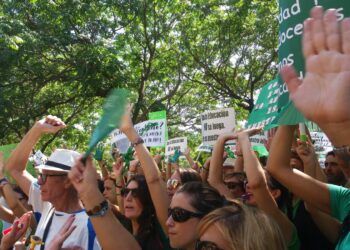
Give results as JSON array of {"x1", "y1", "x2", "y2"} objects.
[
  {"x1": 131, "y1": 137, "x2": 144, "y2": 147},
  {"x1": 86, "y1": 200, "x2": 109, "y2": 217},
  {"x1": 0, "y1": 177, "x2": 9, "y2": 186}
]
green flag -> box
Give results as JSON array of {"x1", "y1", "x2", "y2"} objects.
[
  {"x1": 277, "y1": 0, "x2": 350, "y2": 125},
  {"x1": 148, "y1": 110, "x2": 168, "y2": 147},
  {"x1": 86, "y1": 89, "x2": 130, "y2": 155},
  {"x1": 247, "y1": 79, "x2": 279, "y2": 130}
]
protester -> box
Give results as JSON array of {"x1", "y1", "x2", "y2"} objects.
[
  {"x1": 69, "y1": 156, "x2": 141, "y2": 250},
  {"x1": 324, "y1": 151, "x2": 348, "y2": 186},
  {"x1": 166, "y1": 181, "x2": 226, "y2": 250},
  {"x1": 167, "y1": 168, "x2": 202, "y2": 200},
  {"x1": 269, "y1": 6, "x2": 350, "y2": 249},
  {"x1": 197, "y1": 204, "x2": 287, "y2": 250},
  {"x1": 6, "y1": 116, "x2": 101, "y2": 250}
]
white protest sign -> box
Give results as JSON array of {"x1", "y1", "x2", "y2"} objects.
[
  {"x1": 32, "y1": 150, "x2": 48, "y2": 166},
  {"x1": 110, "y1": 119, "x2": 166, "y2": 149},
  {"x1": 165, "y1": 137, "x2": 187, "y2": 157},
  {"x1": 110, "y1": 129, "x2": 129, "y2": 153},
  {"x1": 201, "y1": 108, "x2": 235, "y2": 145},
  {"x1": 197, "y1": 144, "x2": 213, "y2": 153},
  {"x1": 249, "y1": 131, "x2": 268, "y2": 147},
  {"x1": 310, "y1": 132, "x2": 333, "y2": 155}
]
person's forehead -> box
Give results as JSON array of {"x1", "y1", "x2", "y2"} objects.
[
  {"x1": 42, "y1": 170, "x2": 66, "y2": 175},
  {"x1": 326, "y1": 155, "x2": 338, "y2": 162},
  {"x1": 170, "y1": 192, "x2": 195, "y2": 211},
  {"x1": 127, "y1": 180, "x2": 138, "y2": 189}
]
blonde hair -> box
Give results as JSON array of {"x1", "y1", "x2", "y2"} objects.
[{"x1": 198, "y1": 203, "x2": 287, "y2": 250}]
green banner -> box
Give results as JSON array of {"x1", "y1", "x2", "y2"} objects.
[
  {"x1": 277, "y1": 0, "x2": 350, "y2": 125},
  {"x1": 247, "y1": 79, "x2": 279, "y2": 130},
  {"x1": 0, "y1": 144, "x2": 37, "y2": 179}
]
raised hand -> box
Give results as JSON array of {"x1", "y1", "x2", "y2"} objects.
[
  {"x1": 33, "y1": 115, "x2": 66, "y2": 134},
  {"x1": 69, "y1": 156, "x2": 99, "y2": 200},
  {"x1": 112, "y1": 156, "x2": 124, "y2": 179},
  {"x1": 281, "y1": 7, "x2": 350, "y2": 125},
  {"x1": 46, "y1": 215, "x2": 77, "y2": 250}
]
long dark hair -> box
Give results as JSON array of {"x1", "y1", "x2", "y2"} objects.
[
  {"x1": 126, "y1": 175, "x2": 162, "y2": 249},
  {"x1": 264, "y1": 169, "x2": 293, "y2": 219},
  {"x1": 176, "y1": 181, "x2": 226, "y2": 215},
  {"x1": 178, "y1": 168, "x2": 202, "y2": 184}
]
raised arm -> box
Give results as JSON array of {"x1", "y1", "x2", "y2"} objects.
[
  {"x1": 69, "y1": 156, "x2": 141, "y2": 250},
  {"x1": 297, "y1": 141, "x2": 341, "y2": 244},
  {"x1": 208, "y1": 134, "x2": 234, "y2": 199},
  {"x1": 237, "y1": 129, "x2": 295, "y2": 244},
  {"x1": 119, "y1": 110, "x2": 170, "y2": 233},
  {"x1": 281, "y1": 7, "x2": 350, "y2": 147},
  {"x1": 267, "y1": 126, "x2": 331, "y2": 214},
  {"x1": 6, "y1": 116, "x2": 66, "y2": 196}
]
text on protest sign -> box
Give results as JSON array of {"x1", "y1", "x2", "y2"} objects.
[
  {"x1": 110, "y1": 119, "x2": 167, "y2": 149},
  {"x1": 276, "y1": 0, "x2": 350, "y2": 126},
  {"x1": 165, "y1": 137, "x2": 187, "y2": 157},
  {"x1": 201, "y1": 108, "x2": 235, "y2": 145}
]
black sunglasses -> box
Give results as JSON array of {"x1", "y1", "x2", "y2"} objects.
[
  {"x1": 224, "y1": 181, "x2": 243, "y2": 190},
  {"x1": 38, "y1": 173, "x2": 67, "y2": 184},
  {"x1": 121, "y1": 187, "x2": 140, "y2": 198},
  {"x1": 168, "y1": 207, "x2": 204, "y2": 222},
  {"x1": 195, "y1": 240, "x2": 224, "y2": 250}
]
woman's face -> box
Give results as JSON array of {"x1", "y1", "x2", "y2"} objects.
[
  {"x1": 166, "y1": 192, "x2": 201, "y2": 249},
  {"x1": 198, "y1": 223, "x2": 229, "y2": 250},
  {"x1": 167, "y1": 171, "x2": 181, "y2": 200},
  {"x1": 123, "y1": 181, "x2": 144, "y2": 220}
]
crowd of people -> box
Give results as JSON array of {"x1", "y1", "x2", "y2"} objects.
[{"x1": 0, "y1": 6, "x2": 349, "y2": 250}]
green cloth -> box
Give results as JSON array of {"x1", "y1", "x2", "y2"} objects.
[
  {"x1": 155, "y1": 219, "x2": 173, "y2": 250},
  {"x1": 328, "y1": 184, "x2": 350, "y2": 250},
  {"x1": 86, "y1": 88, "x2": 130, "y2": 155},
  {"x1": 288, "y1": 225, "x2": 301, "y2": 250}
]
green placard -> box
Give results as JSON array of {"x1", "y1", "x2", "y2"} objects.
[
  {"x1": 0, "y1": 144, "x2": 37, "y2": 180},
  {"x1": 247, "y1": 79, "x2": 279, "y2": 130},
  {"x1": 149, "y1": 110, "x2": 168, "y2": 146},
  {"x1": 277, "y1": 0, "x2": 350, "y2": 125}
]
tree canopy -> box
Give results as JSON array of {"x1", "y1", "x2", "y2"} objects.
[{"x1": 0, "y1": 0, "x2": 278, "y2": 154}]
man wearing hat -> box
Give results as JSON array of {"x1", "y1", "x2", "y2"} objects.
[{"x1": 7, "y1": 115, "x2": 101, "y2": 250}]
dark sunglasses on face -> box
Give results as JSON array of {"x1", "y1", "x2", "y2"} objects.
[
  {"x1": 167, "y1": 179, "x2": 180, "y2": 189},
  {"x1": 121, "y1": 187, "x2": 140, "y2": 198},
  {"x1": 38, "y1": 173, "x2": 67, "y2": 184},
  {"x1": 168, "y1": 207, "x2": 204, "y2": 222},
  {"x1": 224, "y1": 181, "x2": 243, "y2": 190},
  {"x1": 195, "y1": 240, "x2": 224, "y2": 250}
]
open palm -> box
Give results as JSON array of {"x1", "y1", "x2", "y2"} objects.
[{"x1": 282, "y1": 8, "x2": 350, "y2": 124}]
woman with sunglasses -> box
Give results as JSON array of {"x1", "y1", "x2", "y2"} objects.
[
  {"x1": 119, "y1": 174, "x2": 170, "y2": 249},
  {"x1": 166, "y1": 181, "x2": 226, "y2": 250},
  {"x1": 196, "y1": 204, "x2": 287, "y2": 250},
  {"x1": 212, "y1": 128, "x2": 299, "y2": 250}
]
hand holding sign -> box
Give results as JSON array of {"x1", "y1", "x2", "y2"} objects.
[{"x1": 281, "y1": 7, "x2": 350, "y2": 126}]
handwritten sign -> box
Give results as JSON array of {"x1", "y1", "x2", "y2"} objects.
[{"x1": 201, "y1": 108, "x2": 235, "y2": 145}]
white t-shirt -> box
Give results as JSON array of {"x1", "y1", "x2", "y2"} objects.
[{"x1": 28, "y1": 181, "x2": 101, "y2": 250}]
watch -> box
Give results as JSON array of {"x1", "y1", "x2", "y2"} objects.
[
  {"x1": 86, "y1": 200, "x2": 109, "y2": 217},
  {"x1": 131, "y1": 137, "x2": 144, "y2": 147}
]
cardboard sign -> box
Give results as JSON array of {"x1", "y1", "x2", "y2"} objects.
[
  {"x1": 110, "y1": 119, "x2": 167, "y2": 149},
  {"x1": 165, "y1": 137, "x2": 187, "y2": 157},
  {"x1": 310, "y1": 132, "x2": 333, "y2": 155},
  {"x1": 201, "y1": 108, "x2": 235, "y2": 145}
]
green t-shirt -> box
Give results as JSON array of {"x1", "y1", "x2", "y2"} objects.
[
  {"x1": 328, "y1": 184, "x2": 350, "y2": 250},
  {"x1": 288, "y1": 225, "x2": 301, "y2": 250}
]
